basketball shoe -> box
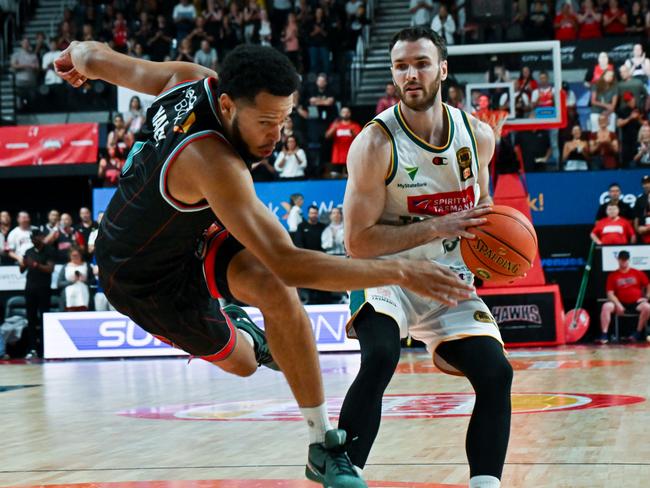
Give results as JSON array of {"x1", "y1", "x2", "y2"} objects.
[
  {"x1": 306, "y1": 429, "x2": 367, "y2": 487},
  {"x1": 222, "y1": 304, "x2": 279, "y2": 371}
]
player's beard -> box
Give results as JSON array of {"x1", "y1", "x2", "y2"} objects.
[
  {"x1": 229, "y1": 114, "x2": 260, "y2": 167},
  {"x1": 395, "y1": 70, "x2": 441, "y2": 112}
]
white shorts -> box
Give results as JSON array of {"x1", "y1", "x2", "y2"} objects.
[{"x1": 348, "y1": 285, "x2": 504, "y2": 375}]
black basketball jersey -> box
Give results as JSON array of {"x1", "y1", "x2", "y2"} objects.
[{"x1": 96, "y1": 77, "x2": 226, "y2": 297}]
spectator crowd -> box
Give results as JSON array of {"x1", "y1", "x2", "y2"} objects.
[{"x1": 589, "y1": 178, "x2": 650, "y2": 343}]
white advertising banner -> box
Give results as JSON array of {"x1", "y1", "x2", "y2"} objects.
[
  {"x1": 601, "y1": 245, "x2": 650, "y2": 272},
  {"x1": 43, "y1": 304, "x2": 359, "y2": 359},
  {"x1": 0, "y1": 265, "x2": 63, "y2": 291}
]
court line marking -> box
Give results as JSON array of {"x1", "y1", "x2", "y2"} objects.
[{"x1": 3, "y1": 461, "x2": 650, "y2": 474}]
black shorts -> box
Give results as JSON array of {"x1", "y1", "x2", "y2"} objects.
[{"x1": 104, "y1": 226, "x2": 245, "y2": 360}]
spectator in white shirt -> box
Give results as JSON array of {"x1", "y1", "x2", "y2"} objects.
[
  {"x1": 431, "y1": 5, "x2": 456, "y2": 45},
  {"x1": 7, "y1": 211, "x2": 35, "y2": 265},
  {"x1": 173, "y1": 0, "x2": 197, "y2": 41},
  {"x1": 286, "y1": 193, "x2": 305, "y2": 242},
  {"x1": 194, "y1": 39, "x2": 218, "y2": 71},
  {"x1": 410, "y1": 0, "x2": 436, "y2": 26},
  {"x1": 41, "y1": 38, "x2": 62, "y2": 87},
  {"x1": 274, "y1": 135, "x2": 308, "y2": 179},
  {"x1": 321, "y1": 207, "x2": 345, "y2": 256}
]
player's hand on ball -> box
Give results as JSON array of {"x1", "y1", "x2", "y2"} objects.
[
  {"x1": 54, "y1": 42, "x2": 88, "y2": 88},
  {"x1": 399, "y1": 260, "x2": 474, "y2": 307},
  {"x1": 430, "y1": 203, "x2": 492, "y2": 240}
]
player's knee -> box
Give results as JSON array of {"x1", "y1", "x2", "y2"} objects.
[
  {"x1": 601, "y1": 302, "x2": 615, "y2": 314},
  {"x1": 359, "y1": 339, "x2": 400, "y2": 383},
  {"x1": 473, "y1": 356, "x2": 513, "y2": 395},
  {"x1": 640, "y1": 303, "x2": 650, "y2": 315}
]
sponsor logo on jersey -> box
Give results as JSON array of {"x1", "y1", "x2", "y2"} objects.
[
  {"x1": 173, "y1": 111, "x2": 196, "y2": 134},
  {"x1": 492, "y1": 304, "x2": 542, "y2": 324},
  {"x1": 173, "y1": 87, "x2": 198, "y2": 125},
  {"x1": 473, "y1": 310, "x2": 497, "y2": 324},
  {"x1": 432, "y1": 156, "x2": 448, "y2": 166},
  {"x1": 152, "y1": 105, "x2": 169, "y2": 145},
  {"x1": 456, "y1": 147, "x2": 473, "y2": 181},
  {"x1": 407, "y1": 187, "x2": 475, "y2": 216},
  {"x1": 397, "y1": 182, "x2": 428, "y2": 189},
  {"x1": 404, "y1": 165, "x2": 419, "y2": 181}
]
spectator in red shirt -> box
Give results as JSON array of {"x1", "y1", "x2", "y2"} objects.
[
  {"x1": 325, "y1": 106, "x2": 362, "y2": 178},
  {"x1": 515, "y1": 66, "x2": 538, "y2": 99},
  {"x1": 602, "y1": 0, "x2": 627, "y2": 35},
  {"x1": 375, "y1": 83, "x2": 399, "y2": 114},
  {"x1": 577, "y1": 0, "x2": 602, "y2": 39},
  {"x1": 554, "y1": 3, "x2": 579, "y2": 40},
  {"x1": 591, "y1": 202, "x2": 636, "y2": 245},
  {"x1": 599, "y1": 250, "x2": 650, "y2": 343}
]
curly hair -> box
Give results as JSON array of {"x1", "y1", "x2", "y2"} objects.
[{"x1": 217, "y1": 44, "x2": 300, "y2": 102}]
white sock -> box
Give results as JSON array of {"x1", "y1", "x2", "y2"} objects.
[
  {"x1": 300, "y1": 403, "x2": 334, "y2": 444},
  {"x1": 469, "y1": 475, "x2": 500, "y2": 488},
  {"x1": 238, "y1": 329, "x2": 254, "y2": 348}
]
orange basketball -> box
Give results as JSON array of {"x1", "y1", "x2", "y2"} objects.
[{"x1": 460, "y1": 205, "x2": 538, "y2": 284}]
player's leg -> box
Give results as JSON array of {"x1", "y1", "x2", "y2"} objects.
[
  {"x1": 599, "y1": 301, "x2": 615, "y2": 343},
  {"x1": 225, "y1": 248, "x2": 366, "y2": 487},
  {"x1": 436, "y1": 336, "x2": 513, "y2": 488},
  {"x1": 337, "y1": 303, "x2": 401, "y2": 469}
]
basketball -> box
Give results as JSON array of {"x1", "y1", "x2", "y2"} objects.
[{"x1": 460, "y1": 205, "x2": 538, "y2": 284}]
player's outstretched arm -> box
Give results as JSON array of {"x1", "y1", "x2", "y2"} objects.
[
  {"x1": 54, "y1": 41, "x2": 216, "y2": 95},
  {"x1": 182, "y1": 137, "x2": 474, "y2": 306},
  {"x1": 343, "y1": 123, "x2": 491, "y2": 259}
]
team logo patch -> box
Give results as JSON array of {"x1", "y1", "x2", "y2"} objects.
[
  {"x1": 456, "y1": 147, "x2": 473, "y2": 181},
  {"x1": 404, "y1": 165, "x2": 419, "y2": 181},
  {"x1": 119, "y1": 392, "x2": 644, "y2": 421},
  {"x1": 473, "y1": 310, "x2": 496, "y2": 324},
  {"x1": 432, "y1": 156, "x2": 448, "y2": 166}
]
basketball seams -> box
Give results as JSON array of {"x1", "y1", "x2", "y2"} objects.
[
  {"x1": 489, "y1": 209, "x2": 538, "y2": 246},
  {"x1": 477, "y1": 227, "x2": 533, "y2": 266}
]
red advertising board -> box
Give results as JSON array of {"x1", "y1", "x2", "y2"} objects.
[{"x1": 0, "y1": 123, "x2": 99, "y2": 167}]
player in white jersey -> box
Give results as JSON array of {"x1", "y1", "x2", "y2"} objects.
[{"x1": 338, "y1": 28, "x2": 513, "y2": 488}]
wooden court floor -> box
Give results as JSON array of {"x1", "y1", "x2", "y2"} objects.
[{"x1": 1, "y1": 344, "x2": 650, "y2": 488}]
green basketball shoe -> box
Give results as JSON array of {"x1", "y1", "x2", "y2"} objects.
[
  {"x1": 306, "y1": 429, "x2": 367, "y2": 488},
  {"x1": 222, "y1": 304, "x2": 280, "y2": 371}
]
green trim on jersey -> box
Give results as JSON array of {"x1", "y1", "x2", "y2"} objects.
[
  {"x1": 460, "y1": 110, "x2": 479, "y2": 179},
  {"x1": 394, "y1": 103, "x2": 455, "y2": 154},
  {"x1": 349, "y1": 289, "x2": 367, "y2": 317},
  {"x1": 369, "y1": 119, "x2": 399, "y2": 186}
]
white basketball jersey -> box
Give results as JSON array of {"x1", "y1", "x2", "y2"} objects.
[{"x1": 370, "y1": 102, "x2": 481, "y2": 270}]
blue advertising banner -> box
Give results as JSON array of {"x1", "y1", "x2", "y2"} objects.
[
  {"x1": 43, "y1": 305, "x2": 359, "y2": 358},
  {"x1": 93, "y1": 169, "x2": 650, "y2": 227}
]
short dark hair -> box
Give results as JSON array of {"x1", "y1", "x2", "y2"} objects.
[
  {"x1": 218, "y1": 45, "x2": 300, "y2": 102},
  {"x1": 308, "y1": 205, "x2": 319, "y2": 212},
  {"x1": 609, "y1": 182, "x2": 620, "y2": 190},
  {"x1": 389, "y1": 27, "x2": 447, "y2": 61},
  {"x1": 618, "y1": 250, "x2": 630, "y2": 260}
]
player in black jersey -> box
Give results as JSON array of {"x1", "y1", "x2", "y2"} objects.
[{"x1": 55, "y1": 40, "x2": 474, "y2": 488}]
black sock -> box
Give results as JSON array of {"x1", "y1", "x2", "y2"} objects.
[
  {"x1": 338, "y1": 304, "x2": 401, "y2": 468},
  {"x1": 437, "y1": 336, "x2": 513, "y2": 479}
]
